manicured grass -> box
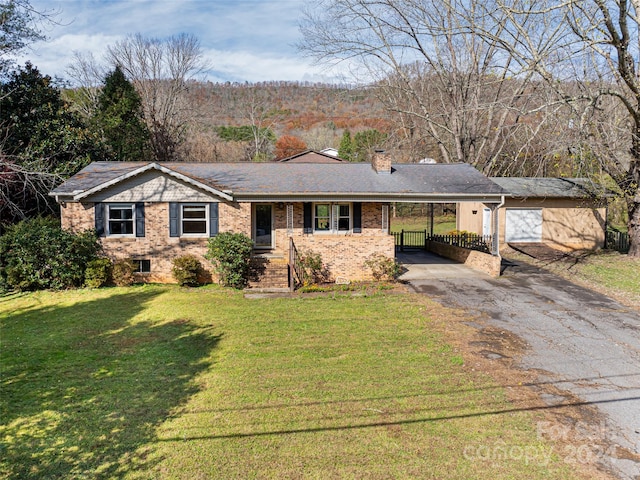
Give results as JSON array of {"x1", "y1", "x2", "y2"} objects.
[
  {"x1": 2, "y1": 286, "x2": 580, "y2": 479},
  {"x1": 391, "y1": 215, "x2": 457, "y2": 234},
  {"x1": 578, "y1": 251, "x2": 640, "y2": 295}
]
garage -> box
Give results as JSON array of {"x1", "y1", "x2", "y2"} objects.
[
  {"x1": 457, "y1": 178, "x2": 608, "y2": 250},
  {"x1": 505, "y1": 208, "x2": 542, "y2": 242}
]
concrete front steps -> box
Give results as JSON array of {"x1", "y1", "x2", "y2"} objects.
[{"x1": 248, "y1": 254, "x2": 289, "y2": 289}]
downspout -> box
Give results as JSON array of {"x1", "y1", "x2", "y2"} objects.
[{"x1": 492, "y1": 195, "x2": 505, "y2": 257}]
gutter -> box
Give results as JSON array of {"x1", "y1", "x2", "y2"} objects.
[{"x1": 234, "y1": 192, "x2": 506, "y2": 203}]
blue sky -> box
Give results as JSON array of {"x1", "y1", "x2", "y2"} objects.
[{"x1": 18, "y1": 0, "x2": 340, "y2": 84}]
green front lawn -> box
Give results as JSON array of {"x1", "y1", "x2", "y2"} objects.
[
  {"x1": 391, "y1": 215, "x2": 457, "y2": 234},
  {"x1": 2, "y1": 286, "x2": 581, "y2": 479}
]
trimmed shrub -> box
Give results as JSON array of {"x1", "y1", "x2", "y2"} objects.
[
  {"x1": 446, "y1": 229, "x2": 473, "y2": 236},
  {"x1": 112, "y1": 259, "x2": 136, "y2": 287},
  {"x1": 84, "y1": 258, "x2": 113, "y2": 288},
  {"x1": 172, "y1": 255, "x2": 202, "y2": 287},
  {"x1": 0, "y1": 217, "x2": 100, "y2": 291},
  {"x1": 298, "y1": 250, "x2": 328, "y2": 285},
  {"x1": 364, "y1": 253, "x2": 402, "y2": 281},
  {"x1": 205, "y1": 232, "x2": 253, "y2": 289}
]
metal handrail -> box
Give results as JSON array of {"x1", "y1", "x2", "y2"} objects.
[{"x1": 289, "y1": 237, "x2": 304, "y2": 291}]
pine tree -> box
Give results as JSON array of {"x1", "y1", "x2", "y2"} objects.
[
  {"x1": 93, "y1": 66, "x2": 150, "y2": 161},
  {"x1": 338, "y1": 130, "x2": 353, "y2": 161}
]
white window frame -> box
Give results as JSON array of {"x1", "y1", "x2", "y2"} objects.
[
  {"x1": 180, "y1": 203, "x2": 209, "y2": 237},
  {"x1": 133, "y1": 259, "x2": 151, "y2": 273},
  {"x1": 313, "y1": 202, "x2": 351, "y2": 234},
  {"x1": 336, "y1": 203, "x2": 351, "y2": 232},
  {"x1": 107, "y1": 203, "x2": 135, "y2": 237}
]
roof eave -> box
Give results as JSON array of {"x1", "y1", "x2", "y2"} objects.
[{"x1": 234, "y1": 192, "x2": 505, "y2": 203}]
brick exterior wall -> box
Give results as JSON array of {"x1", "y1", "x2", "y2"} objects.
[
  {"x1": 61, "y1": 200, "x2": 395, "y2": 285},
  {"x1": 290, "y1": 203, "x2": 395, "y2": 280},
  {"x1": 372, "y1": 151, "x2": 392, "y2": 174},
  {"x1": 426, "y1": 241, "x2": 501, "y2": 277}
]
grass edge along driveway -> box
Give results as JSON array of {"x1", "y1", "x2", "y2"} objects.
[{"x1": 1, "y1": 285, "x2": 598, "y2": 479}]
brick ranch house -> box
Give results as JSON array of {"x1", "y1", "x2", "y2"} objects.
[{"x1": 50, "y1": 152, "x2": 506, "y2": 287}]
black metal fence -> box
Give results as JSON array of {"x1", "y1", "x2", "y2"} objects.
[
  {"x1": 394, "y1": 230, "x2": 492, "y2": 254},
  {"x1": 606, "y1": 229, "x2": 630, "y2": 253},
  {"x1": 393, "y1": 230, "x2": 427, "y2": 250},
  {"x1": 430, "y1": 234, "x2": 493, "y2": 253}
]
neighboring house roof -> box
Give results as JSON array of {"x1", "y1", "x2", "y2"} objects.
[
  {"x1": 320, "y1": 148, "x2": 339, "y2": 157},
  {"x1": 51, "y1": 161, "x2": 506, "y2": 203},
  {"x1": 491, "y1": 177, "x2": 604, "y2": 199},
  {"x1": 278, "y1": 150, "x2": 345, "y2": 163}
]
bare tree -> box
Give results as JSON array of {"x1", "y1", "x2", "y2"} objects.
[
  {"x1": 214, "y1": 85, "x2": 279, "y2": 161},
  {"x1": 240, "y1": 86, "x2": 278, "y2": 161},
  {"x1": 64, "y1": 51, "x2": 105, "y2": 119},
  {"x1": 299, "y1": 0, "x2": 558, "y2": 171},
  {"x1": 0, "y1": 150, "x2": 62, "y2": 225},
  {"x1": 473, "y1": 0, "x2": 640, "y2": 255},
  {"x1": 106, "y1": 33, "x2": 206, "y2": 162}
]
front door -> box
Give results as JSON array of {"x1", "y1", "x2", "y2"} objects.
[{"x1": 254, "y1": 204, "x2": 273, "y2": 249}]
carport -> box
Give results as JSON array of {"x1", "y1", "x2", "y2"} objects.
[{"x1": 397, "y1": 251, "x2": 489, "y2": 280}]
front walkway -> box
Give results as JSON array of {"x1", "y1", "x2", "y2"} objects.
[{"x1": 397, "y1": 251, "x2": 488, "y2": 280}]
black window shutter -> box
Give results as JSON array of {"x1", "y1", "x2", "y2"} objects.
[
  {"x1": 95, "y1": 203, "x2": 105, "y2": 237},
  {"x1": 135, "y1": 203, "x2": 145, "y2": 237},
  {"x1": 169, "y1": 202, "x2": 179, "y2": 237},
  {"x1": 210, "y1": 203, "x2": 219, "y2": 237},
  {"x1": 353, "y1": 202, "x2": 362, "y2": 233},
  {"x1": 303, "y1": 203, "x2": 312, "y2": 233}
]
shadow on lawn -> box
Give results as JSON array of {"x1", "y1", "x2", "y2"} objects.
[{"x1": 1, "y1": 288, "x2": 221, "y2": 479}]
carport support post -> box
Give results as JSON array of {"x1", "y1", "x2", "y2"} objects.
[
  {"x1": 429, "y1": 203, "x2": 434, "y2": 237},
  {"x1": 490, "y1": 197, "x2": 505, "y2": 256}
]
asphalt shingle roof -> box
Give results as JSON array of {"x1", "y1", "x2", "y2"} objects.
[
  {"x1": 490, "y1": 177, "x2": 599, "y2": 198},
  {"x1": 52, "y1": 161, "x2": 506, "y2": 201}
]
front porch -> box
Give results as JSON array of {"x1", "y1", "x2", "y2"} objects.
[{"x1": 248, "y1": 201, "x2": 505, "y2": 290}]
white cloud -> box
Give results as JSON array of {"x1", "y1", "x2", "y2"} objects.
[
  {"x1": 202, "y1": 48, "x2": 336, "y2": 83},
  {"x1": 15, "y1": 0, "x2": 346, "y2": 83},
  {"x1": 16, "y1": 33, "x2": 123, "y2": 80}
]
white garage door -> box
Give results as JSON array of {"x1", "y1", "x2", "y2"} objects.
[{"x1": 505, "y1": 208, "x2": 542, "y2": 242}]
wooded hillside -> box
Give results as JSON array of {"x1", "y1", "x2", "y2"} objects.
[{"x1": 180, "y1": 81, "x2": 396, "y2": 163}]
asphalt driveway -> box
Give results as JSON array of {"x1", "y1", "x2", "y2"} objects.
[{"x1": 398, "y1": 251, "x2": 640, "y2": 479}]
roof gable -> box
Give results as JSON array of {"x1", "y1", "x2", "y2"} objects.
[
  {"x1": 53, "y1": 162, "x2": 233, "y2": 202},
  {"x1": 82, "y1": 169, "x2": 221, "y2": 203}
]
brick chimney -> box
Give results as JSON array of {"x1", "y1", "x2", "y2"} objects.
[{"x1": 372, "y1": 149, "x2": 392, "y2": 174}]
